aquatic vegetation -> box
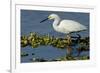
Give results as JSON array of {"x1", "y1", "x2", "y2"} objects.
[
  {"x1": 21, "y1": 36, "x2": 28, "y2": 47},
  {"x1": 56, "y1": 55, "x2": 89, "y2": 61},
  {"x1": 21, "y1": 32, "x2": 89, "y2": 49},
  {"x1": 41, "y1": 34, "x2": 53, "y2": 45},
  {"x1": 79, "y1": 55, "x2": 89, "y2": 60},
  {"x1": 21, "y1": 32, "x2": 89, "y2": 60}
]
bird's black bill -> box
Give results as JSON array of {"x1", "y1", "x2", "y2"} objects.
[{"x1": 40, "y1": 18, "x2": 48, "y2": 23}]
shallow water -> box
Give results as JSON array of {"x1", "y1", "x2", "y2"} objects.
[
  {"x1": 21, "y1": 46, "x2": 67, "y2": 62},
  {"x1": 21, "y1": 10, "x2": 89, "y2": 63},
  {"x1": 21, "y1": 45, "x2": 89, "y2": 63}
]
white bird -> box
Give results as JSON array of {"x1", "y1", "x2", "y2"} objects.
[
  {"x1": 40, "y1": 14, "x2": 87, "y2": 34},
  {"x1": 40, "y1": 14, "x2": 87, "y2": 55}
]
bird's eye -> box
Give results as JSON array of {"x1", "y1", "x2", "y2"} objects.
[
  {"x1": 48, "y1": 16, "x2": 53, "y2": 19},
  {"x1": 48, "y1": 16, "x2": 51, "y2": 19}
]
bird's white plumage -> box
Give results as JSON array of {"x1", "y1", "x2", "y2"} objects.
[
  {"x1": 57, "y1": 20, "x2": 87, "y2": 34},
  {"x1": 48, "y1": 14, "x2": 87, "y2": 34}
]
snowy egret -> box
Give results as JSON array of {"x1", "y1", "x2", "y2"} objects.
[{"x1": 40, "y1": 13, "x2": 87, "y2": 56}]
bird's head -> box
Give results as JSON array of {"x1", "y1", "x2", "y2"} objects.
[
  {"x1": 40, "y1": 14, "x2": 59, "y2": 23},
  {"x1": 48, "y1": 14, "x2": 59, "y2": 20}
]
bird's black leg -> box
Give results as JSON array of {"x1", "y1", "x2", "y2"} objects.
[
  {"x1": 76, "y1": 33, "x2": 82, "y2": 57},
  {"x1": 76, "y1": 33, "x2": 81, "y2": 40}
]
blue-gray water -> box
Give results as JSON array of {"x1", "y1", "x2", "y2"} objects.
[{"x1": 21, "y1": 10, "x2": 89, "y2": 63}]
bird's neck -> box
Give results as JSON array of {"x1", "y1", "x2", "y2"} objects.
[{"x1": 53, "y1": 17, "x2": 61, "y2": 30}]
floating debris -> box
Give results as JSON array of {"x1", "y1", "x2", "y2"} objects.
[
  {"x1": 21, "y1": 52, "x2": 28, "y2": 57},
  {"x1": 32, "y1": 53, "x2": 35, "y2": 55},
  {"x1": 31, "y1": 57, "x2": 47, "y2": 62}
]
